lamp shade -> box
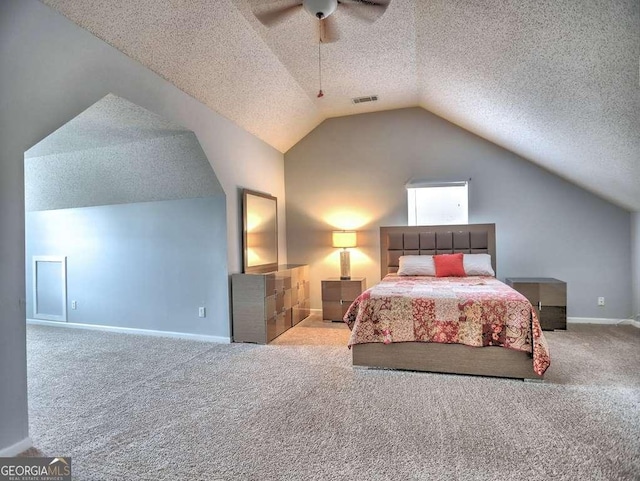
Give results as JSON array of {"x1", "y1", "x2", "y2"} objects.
[{"x1": 332, "y1": 230, "x2": 357, "y2": 248}]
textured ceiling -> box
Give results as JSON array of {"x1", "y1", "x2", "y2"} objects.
[{"x1": 40, "y1": 0, "x2": 639, "y2": 211}]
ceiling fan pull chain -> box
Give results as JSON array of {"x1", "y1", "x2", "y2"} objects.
[
  {"x1": 317, "y1": 40, "x2": 324, "y2": 98},
  {"x1": 317, "y1": 15, "x2": 324, "y2": 98}
]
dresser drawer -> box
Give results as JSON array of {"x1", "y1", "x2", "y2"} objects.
[
  {"x1": 292, "y1": 300, "x2": 310, "y2": 326},
  {"x1": 275, "y1": 272, "x2": 292, "y2": 291},
  {"x1": 265, "y1": 295, "x2": 276, "y2": 320},
  {"x1": 264, "y1": 273, "x2": 277, "y2": 296},
  {"x1": 232, "y1": 265, "x2": 311, "y2": 344}
]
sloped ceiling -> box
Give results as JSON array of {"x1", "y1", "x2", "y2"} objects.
[
  {"x1": 25, "y1": 93, "x2": 190, "y2": 158},
  {"x1": 40, "y1": 0, "x2": 639, "y2": 211},
  {"x1": 25, "y1": 94, "x2": 224, "y2": 211}
]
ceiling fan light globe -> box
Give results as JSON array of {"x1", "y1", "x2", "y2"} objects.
[{"x1": 303, "y1": 0, "x2": 338, "y2": 19}]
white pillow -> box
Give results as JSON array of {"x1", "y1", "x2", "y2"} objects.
[
  {"x1": 397, "y1": 255, "x2": 435, "y2": 276},
  {"x1": 463, "y1": 253, "x2": 495, "y2": 276}
]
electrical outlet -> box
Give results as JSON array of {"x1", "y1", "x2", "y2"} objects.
[
  {"x1": 597, "y1": 297, "x2": 605, "y2": 306},
  {"x1": 71, "y1": 300, "x2": 77, "y2": 310},
  {"x1": 198, "y1": 307, "x2": 206, "y2": 318}
]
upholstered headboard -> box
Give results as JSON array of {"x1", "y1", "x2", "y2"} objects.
[{"x1": 379, "y1": 224, "x2": 496, "y2": 278}]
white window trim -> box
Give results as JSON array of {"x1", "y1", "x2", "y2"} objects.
[{"x1": 406, "y1": 180, "x2": 469, "y2": 226}]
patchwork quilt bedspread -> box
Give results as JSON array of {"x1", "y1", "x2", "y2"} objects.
[{"x1": 344, "y1": 275, "x2": 550, "y2": 376}]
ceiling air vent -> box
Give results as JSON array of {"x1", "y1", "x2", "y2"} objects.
[{"x1": 352, "y1": 95, "x2": 378, "y2": 104}]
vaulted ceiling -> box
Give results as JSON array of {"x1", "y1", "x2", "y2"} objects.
[{"x1": 40, "y1": 0, "x2": 639, "y2": 211}]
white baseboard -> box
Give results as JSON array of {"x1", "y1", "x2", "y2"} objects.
[
  {"x1": 309, "y1": 308, "x2": 322, "y2": 315},
  {"x1": 27, "y1": 319, "x2": 231, "y2": 343},
  {"x1": 625, "y1": 319, "x2": 640, "y2": 329},
  {"x1": 0, "y1": 437, "x2": 33, "y2": 457},
  {"x1": 568, "y1": 317, "x2": 639, "y2": 328}
]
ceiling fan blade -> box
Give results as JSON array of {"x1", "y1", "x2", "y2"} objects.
[
  {"x1": 338, "y1": 0, "x2": 390, "y2": 23},
  {"x1": 319, "y1": 16, "x2": 339, "y2": 43},
  {"x1": 253, "y1": 1, "x2": 303, "y2": 27}
]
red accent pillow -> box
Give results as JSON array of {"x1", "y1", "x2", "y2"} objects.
[{"x1": 433, "y1": 253, "x2": 466, "y2": 277}]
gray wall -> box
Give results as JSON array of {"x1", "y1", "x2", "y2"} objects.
[
  {"x1": 0, "y1": 0, "x2": 284, "y2": 453},
  {"x1": 285, "y1": 108, "x2": 632, "y2": 319},
  {"x1": 632, "y1": 213, "x2": 640, "y2": 322},
  {"x1": 26, "y1": 198, "x2": 227, "y2": 336},
  {"x1": 24, "y1": 103, "x2": 229, "y2": 334}
]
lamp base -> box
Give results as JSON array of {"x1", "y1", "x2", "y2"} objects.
[{"x1": 339, "y1": 250, "x2": 351, "y2": 280}]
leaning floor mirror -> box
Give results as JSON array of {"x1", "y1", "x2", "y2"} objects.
[{"x1": 242, "y1": 189, "x2": 278, "y2": 274}]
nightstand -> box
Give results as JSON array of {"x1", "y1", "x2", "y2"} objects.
[
  {"x1": 506, "y1": 277, "x2": 567, "y2": 331},
  {"x1": 321, "y1": 277, "x2": 366, "y2": 322}
]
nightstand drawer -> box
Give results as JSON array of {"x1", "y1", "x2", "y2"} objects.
[
  {"x1": 321, "y1": 277, "x2": 366, "y2": 321},
  {"x1": 506, "y1": 277, "x2": 567, "y2": 331},
  {"x1": 322, "y1": 301, "x2": 345, "y2": 321},
  {"x1": 321, "y1": 283, "x2": 343, "y2": 301},
  {"x1": 342, "y1": 282, "x2": 364, "y2": 301},
  {"x1": 511, "y1": 283, "x2": 540, "y2": 304},
  {"x1": 538, "y1": 306, "x2": 566, "y2": 330},
  {"x1": 540, "y1": 283, "x2": 566, "y2": 307}
]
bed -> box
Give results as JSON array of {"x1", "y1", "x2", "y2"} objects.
[{"x1": 344, "y1": 224, "x2": 550, "y2": 380}]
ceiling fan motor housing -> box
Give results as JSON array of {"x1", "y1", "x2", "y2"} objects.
[{"x1": 303, "y1": 0, "x2": 338, "y2": 19}]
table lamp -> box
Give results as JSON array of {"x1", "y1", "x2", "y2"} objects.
[{"x1": 332, "y1": 230, "x2": 357, "y2": 280}]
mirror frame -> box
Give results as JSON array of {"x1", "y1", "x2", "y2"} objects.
[{"x1": 242, "y1": 189, "x2": 278, "y2": 274}]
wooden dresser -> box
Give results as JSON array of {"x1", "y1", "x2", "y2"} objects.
[
  {"x1": 506, "y1": 277, "x2": 567, "y2": 330},
  {"x1": 232, "y1": 264, "x2": 310, "y2": 344},
  {"x1": 321, "y1": 277, "x2": 367, "y2": 322}
]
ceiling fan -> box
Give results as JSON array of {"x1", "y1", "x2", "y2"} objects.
[{"x1": 252, "y1": 0, "x2": 391, "y2": 43}]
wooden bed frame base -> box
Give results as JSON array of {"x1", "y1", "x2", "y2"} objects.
[{"x1": 352, "y1": 342, "x2": 542, "y2": 380}]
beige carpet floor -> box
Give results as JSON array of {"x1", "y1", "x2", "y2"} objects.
[
  {"x1": 270, "y1": 314, "x2": 350, "y2": 346},
  {"x1": 23, "y1": 316, "x2": 640, "y2": 480}
]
